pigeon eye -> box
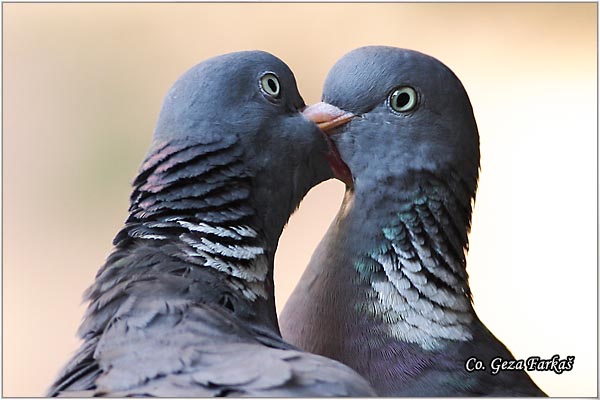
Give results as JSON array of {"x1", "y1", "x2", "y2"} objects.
[
  {"x1": 260, "y1": 73, "x2": 281, "y2": 99},
  {"x1": 389, "y1": 87, "x2": 417, "y2": 113}
]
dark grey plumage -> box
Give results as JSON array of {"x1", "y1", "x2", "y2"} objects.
[
  {"x1": 48, "y1": 51, "x2": 375, "y2": 397},
  {"x1": 280, "y1": 46, "x2": 546, "y2": 396}
]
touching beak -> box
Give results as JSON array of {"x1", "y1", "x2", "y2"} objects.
[
  {"x1": 301, "y1": 101, "x2": 354, "y2": 187},
  {"x1": 302, "y1": 102, "x2": 355, "y2": 132}
]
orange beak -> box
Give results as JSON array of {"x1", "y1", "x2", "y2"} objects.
[
  {"x1": 301, "y1": 102, "x2": 354, "y2": 186},
  {"x1": 302, "y1": 102, "x2": 355, "y2": 132}
]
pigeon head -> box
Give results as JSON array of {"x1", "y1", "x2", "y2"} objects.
[
  {"x1": 129, "y1": 51, "x2": 352, "y2": 250},
  {"x1": 321, "y1": 46, "x2": 480, "y2": 195},
  {"x1": 155, "y1": 51, "x2": 305, "y2": 138},
  {"x1": 155, "y1": 50, "x2": 338, "y2": 186}
]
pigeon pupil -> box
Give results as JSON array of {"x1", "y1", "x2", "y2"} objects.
[
  {"x1": 268, "y1": 79, "x2": 278, "y2": 93},
  {"x1": 396, "y1": 92, "x2": 410, "y2": 108}
]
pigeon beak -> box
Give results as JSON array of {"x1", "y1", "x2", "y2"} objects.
[
  {"x1": 301, "y1": 102, "x2": 355, "y2": 132},
  {"x1": 302, "y1": 102, "x2": 354, "y2": 187}
]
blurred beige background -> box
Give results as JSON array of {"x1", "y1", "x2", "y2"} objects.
[{"x1": 3, "y1": 3, "x2": 597, "y2": 397}]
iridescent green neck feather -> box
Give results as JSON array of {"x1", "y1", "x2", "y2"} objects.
[{"x1": 350, "y1": 170, "x2": 476, "y2": 350}]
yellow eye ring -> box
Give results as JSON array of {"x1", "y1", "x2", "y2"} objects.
[
  {"x1": 389, "y1": 87, "x2": 417, "y2": 113},
  {"x1": 260, "y1": 73, "x2": 281, "y2": 99}
]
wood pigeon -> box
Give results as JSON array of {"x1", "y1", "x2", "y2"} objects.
[
  {"x1": 280, "y1": 46, "x2": 546, "y2": 397},
  {"x1": 47, "y1": 50, "x2": 375, "y2": 397}
]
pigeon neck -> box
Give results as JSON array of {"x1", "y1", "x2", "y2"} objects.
[
  {"x1": 345, "y1": 169, "x2": 476, "y2": 350},
  {"x1": 112, "y1": 139, "x2": 282, "y2": 312}
]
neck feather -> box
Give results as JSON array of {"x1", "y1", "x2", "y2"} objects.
[
  {"x1": 111, "y1": 137, "x2": 273, "y2": 301},
  {"x1": 349, "y1": 169, "x2": 477, "y2": 350}
]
